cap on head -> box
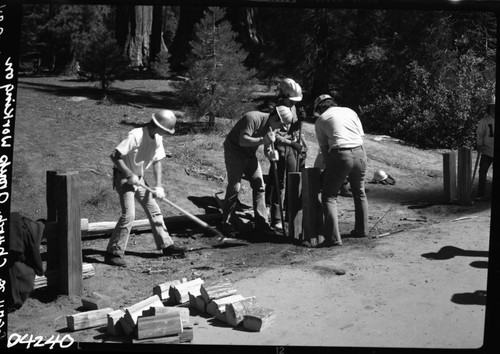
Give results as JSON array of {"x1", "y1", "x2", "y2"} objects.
[
  {"x1": 152, "y1": 109, "x2": 176, "y2": 134},
  {"x1": 275, "y1": 105, "x2": 294, "y2": 125},
  {"x1": 313, "y1": 94, "x2": 333, "y2": 117},
  {"x1": 279, "y1": 78, "x2": 303, "y2": 102}
]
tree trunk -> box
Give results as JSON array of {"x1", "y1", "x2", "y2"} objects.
[
  {"x1": 116, "y1": 5, "x2": 154, "y2": 68},
  {"x1": 169, "y1": 5, "x2": 206, "y2": 73}
]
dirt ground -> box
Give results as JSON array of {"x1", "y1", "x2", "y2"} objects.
[{"x1": 6, "y1": 77, "x2": 494, "y2": 352}]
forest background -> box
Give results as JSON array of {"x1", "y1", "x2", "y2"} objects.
[{"x1": 18, "y1": 2, "x2": 496, "y2": 148}]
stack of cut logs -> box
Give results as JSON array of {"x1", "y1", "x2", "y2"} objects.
[{"x1": 65, "y1": 277, "x2": 275, "y2": 343}]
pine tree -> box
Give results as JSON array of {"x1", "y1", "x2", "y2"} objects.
[{"x1": 178, "y1": 7, "x2": 256, "y2": 128}]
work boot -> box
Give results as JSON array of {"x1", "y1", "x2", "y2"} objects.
[
  {"x1": 104, "y1": 253, "x2": 128, "y2": 267},
  {"x1": 162, "y1": 244, "x2": 187, "y2": 257}
]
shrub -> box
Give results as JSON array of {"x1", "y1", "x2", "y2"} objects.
[{"x1": 151, "y1": 51, "x2": 171, "y2": 79}]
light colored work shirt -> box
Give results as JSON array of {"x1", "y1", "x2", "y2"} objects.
[
  {"x1": 315, "y1": 106, "x2": 364, "y2": 151},
  {"x1": 476, "y1": 113, "x2": 495, "y2": 157},
  {"x1": 115, "y1": 127, "x2": 166, "y2": 177}
]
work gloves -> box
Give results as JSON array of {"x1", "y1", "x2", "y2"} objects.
[
  {"x1": 152, "y1": 186, "x2": 165, "y2": 199},
  {"x1": 127, "y1": 174, "x2": 140, "y2": 186},
  {"x1": 263, "y1": 129, "x2": 276, "y2": 145}
]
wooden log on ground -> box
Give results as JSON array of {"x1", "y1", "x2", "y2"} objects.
[
  {"x1": 34, "y1": 263, "x2": 95, "y2": 290},
  {"x1": 123, "y1": 295, "x2": 164, "y2": 328},
  {"x1": 171, "y1": 278, "x2": 204, "y2": 304},
  {"x1": 119, "y1": 316, "x2": 136, "y2": 336},
  {"x1": 206, "y1": 294, "x2": 245, "y2": 317},
  {"x1": 443, "y1": 152, "x2": 457, "y2": 203},
  {"x1": 107, "y1": 309, "x2": 126, "y2": 336},
  {"x1": 66, "y1": 307, "x2": 113, "y2": 331},
  {"x1": 81, "y1": 292, "x2": 114, "y2": 310},
  {"x1": 195, "y1": 295, "x2": 207, "y2": 314},
  {"x1": 136, "y1": 312, "x2": 183, "y2": 340},
  {"x1": 225, "y1": 296, "x2": 257, "y2": 327},
  {"x1": 148, "y1": 306, "x2": 190, "y2": 327},
  {"x1": 242, "y1": 307, "x2": 276, "y2": 332},
  {"x1": 200, "y1": 280, "x2": 237, "y2": 303},
  {"x1": 132, "y1": 328, "x2": 193, "y2": 344},
  {"x1": 152, "y1": 279, "x2": 182, "y2": 301},
  {"x1": 81, "y1": 213, "x2": 222, "y2": 237}
]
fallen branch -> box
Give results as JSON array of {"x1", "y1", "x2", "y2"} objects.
[{"x1": 451, "y1": 216, "x2": 478, "y2": 222}]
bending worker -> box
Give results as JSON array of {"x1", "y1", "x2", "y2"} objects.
[{"x1": 221, "y1": 105, "x2": 294, "y2": 236}]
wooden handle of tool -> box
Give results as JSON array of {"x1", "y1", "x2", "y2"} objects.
[{"x1": 136, "y1": 182, "x2": 210, "y2": 229}]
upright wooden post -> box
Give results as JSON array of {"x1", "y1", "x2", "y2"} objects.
[
  {"x1": 457, "y1": 147, "x2": 472, "y2": 206},
  {"x1": 301, "y1": 168, "x2": 323, "y2": 246},
  {"x1": 287, "y1": 172, "x2": 302, "y2": 240},
  {"x1": 46, "y1": 170, "x2": 83, "y2": 295},
  {"x1": 46, "y1": 171, "x2": 59, "y2": 272},
  {"x1": 443, "y1": 152, "x2": 457, "y2": 203}
]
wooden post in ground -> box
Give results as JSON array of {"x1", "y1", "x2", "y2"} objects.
[
  {"x1": 301, "y1": 168, "x2": 323, "y2": 246},
  {"x1": 46, "y1": 170, "x2": 83, "y2": 295},
  {"x1": 287, "y1": 172, "x2": 302, "y2": 241},
  {"x1": 443, "y1": 152, "x2": 457, "y2": 203},
  {"x1": 457, "y1": 147, "x2": 472, "y2": 206}
]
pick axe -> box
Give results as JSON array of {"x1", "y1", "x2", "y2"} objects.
[{"x1": 136, "y1": 182, "x2": 225, "y2": 240}]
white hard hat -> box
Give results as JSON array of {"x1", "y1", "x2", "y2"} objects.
[
  {"x1": 313, "y1": 94, "x2": 333, "y2": 117},
  {"x1": 275, "y1": 105, "x2": 294, "y2": 125},
  {"x1": 372, "y1": 170, "x2": 389, "y2": 183},
  {"x1": 152, "y1": 109, "x2": 176, "y2": 134},
  {"x1": 279, "y1": 78, "x2": 303, "y2": 102}
]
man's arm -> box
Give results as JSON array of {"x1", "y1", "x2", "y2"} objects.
[{"x1": 110, "y1": 149, "x2": 138, "y2": 185}]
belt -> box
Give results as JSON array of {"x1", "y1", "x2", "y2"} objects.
[{"x1": 330, "y1": 145, "x2": 362, "y2": 152}]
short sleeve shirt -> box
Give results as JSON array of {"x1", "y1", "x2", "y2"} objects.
[
  {"x1": 115, "y1": 127, "x2": 166, "y2": 176},
  {"x1": 476, "y1": 114, "x2": 495, "y2": 157},
  {"x1": 315, "y1": 107, "x2": 364, "y2": 151},
  {"x1": 224, "y1": 111, "x2": 270, "y2": 157}
]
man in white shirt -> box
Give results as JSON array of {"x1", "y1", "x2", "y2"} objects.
[
  {"x1": 105, "y1": 109, "x2": 187, "y2": 267},
  {"x1": 314, "y1": 94, "x2": 369, "y2": 246}
]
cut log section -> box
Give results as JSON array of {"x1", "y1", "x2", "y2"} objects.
[
  {"x1": 148, "y1": 306, "x2": 190, "y2": 327},
  {"x1": 34, "y1": 263, "x2": 95, "y2": 290},
  {"x1": 225, "y1": 296, "x2": 257, "y2": 327},
  {"x1": 132, "y1": 328, "x2": 193, "y2": 344},
  {"x1": 136, "y1": 312, "x2": 183, "y2": 340},
  {"x1": 81, "y1": 292, "x2": 114, "y2": 310},
  {"x1": 243, "y1": 307, "x2": 276, "y2": 332},
  {"x1": 152, "y1": 279, "x2": 182, "y2": 301},
  {"x1": 206, "y1": 294, "x2": 245, "y2": 316},
  {"x1": 200, "y1": 281, "x2": 238, "y2": 303},
  {"x1": 171, "y1": 278, "x2": 204, "y2": 304},
  {"x1": 123, "y1": 295, "x2": 164, "y2": 328},
  {"x1": 66, "y1": 307, "x2": 113, "y2": 331},
  {"x1": 107, "y1": 309, "x2": 126, "y2": 336}
]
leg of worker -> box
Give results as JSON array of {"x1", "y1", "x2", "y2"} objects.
[
  {"x1": 349, "y1": 147, "x2": 369, "y2": 236},
  {"x1": 135, "y1": 183, "x2": 173, "y2": 249},
  {"x1": 270, "y1": 151, "x2": 286, "y2": 225},
  {"x1": 477, "y1": 154, "x2": 493, "y2": 198},
  {"x1": 107, "y1": 183, "x2": 136, "y2": 256},
  {"x1": 322, "y1": 150, "x2": 350, "y2": 244},
  {"x1": 245, "y1": 157, "x2": 269, "y2": 228},
  {"x1": 222, "y1": 149, "x2": 246, "y2": 226}
]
